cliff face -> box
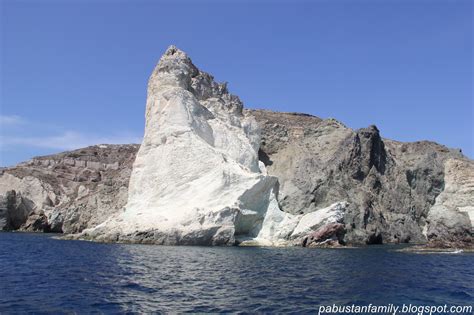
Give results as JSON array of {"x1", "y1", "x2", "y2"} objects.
[
  {"x1": 72, "y1": 46, "x2": 310, "y2": 246},
  {"x1": 248, "y1": 109, "x2": 472, "y2": 247},
  {"x1": 0, "y1": 46, "x2": 472, "y2": 248},
  {"x1": 0, "y1": 145, "x2": 138, "y2": 233}
]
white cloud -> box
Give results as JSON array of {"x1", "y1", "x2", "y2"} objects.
[
  {"x1": 0, "y1": 115, "x2": 25, "y2": 125},
  {"x1": 2, "y1": 130, "x2": 142, "y2": 151},
  {"x1": 0, "y1": 114, "x2": 142, "y2": 166}
]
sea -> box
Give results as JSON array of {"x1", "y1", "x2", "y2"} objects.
[{"x1": 0, "y1": 232, "x2": 472, "y2": 314}]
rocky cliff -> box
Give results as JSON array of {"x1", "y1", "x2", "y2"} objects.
[
  {"x1": 73, "y1": 46, "x2": 311, "y2": 246},
  {"x1": 249, "y1": 110, "x2": 473, "y2": 247},
  {"x1": 0, "y1": 145, "x2": 137, "y2": 233},
  {"x1": 1, "y1": 46, "x2": 472, "y2": 248}
]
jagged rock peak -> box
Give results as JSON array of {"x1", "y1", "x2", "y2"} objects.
[
  {"x1": 73, "y1": 44, "x2": 313, "y2": 246},
  {"x1": 164, "y1": 45, "x2": 188, "y2": 58},
  {"x1": 159, "y1": 45, "x2": 195, "y2": 70},
  {"x1": 150, "y1": 45, "x2": 243, "y2": 115},
  {"x1": 149, "y1": 45, "x2": 197, "y2": 92}
]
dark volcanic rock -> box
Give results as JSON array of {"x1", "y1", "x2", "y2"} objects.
[
  {"x1": 247, "y1": 109, "x2": 472, "y2": 247},
  {"x1": 0, "y1": 110, "x2": 472, "y2": 248}
]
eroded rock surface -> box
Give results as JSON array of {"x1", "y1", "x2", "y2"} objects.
[
  {"x1": 302, "y1": 223, "x2": 346, "y2": 248},
  {"x1": 248, "y1": 109, "x2": 472, "y2": 247},
  {"x1": 425, "y1": 159, "x2": 474, "y2": 248},
  {"x1": 0, "y1": 144, "x2": 137, "y2": 233},
  {"x1": 77, "y1": 46, "x2": 302, "y2": 246},
  {"x1": 0, "y1": 46, "x2": 472, "y2": 248}
]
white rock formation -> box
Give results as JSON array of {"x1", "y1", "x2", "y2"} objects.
[
  {"x1": 426, "y1": 158, "x2": 474, "y2": 241},
  {"x1": 290, "y1": 202, "x2": 347, "y2": 239},
  {"x1": 0, "y1": 173, "x2": 58, "y2": 211},
  {"x1": 434, "y1": 159, "x2": 474, "y2": 226},
  {"x1": 82, "y1": 46, "x2": 339, "y2": 245}
]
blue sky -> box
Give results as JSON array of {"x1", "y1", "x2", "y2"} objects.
[{"x1": 1, "y1": 0, "x2": 472, "y2": 166}]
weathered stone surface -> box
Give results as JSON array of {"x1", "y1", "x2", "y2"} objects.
[
  {"x1": 22, "y1": 211, "x2": 50, "y2": 232},
  {"x1": 290, "y1": 202, "x2": 346, "y2": 239},
  {"x1": 302, "y1": 223, "x2": 346, "y2": 248},
  {"x1": 0, "y1": 195, "x2": 7, "y2": 229},
  {"x1": 0, "y1": 144, "x2": 138, "y2": 233},
  {"x1": 78, "y1": 46, "x2": 302, "y2": 246},
  {"x1": 248, "y1": 108, "x2": 472, "y2": 247},
  {"x1": 3, "y1": 190, "x2": 33, "y2": 230},
  {"x1": 0, "y1": 46, "x2": 472, "y2": 248},
  {"x1": 425, "y1": 158, "x2": 474, "y2": 248}
]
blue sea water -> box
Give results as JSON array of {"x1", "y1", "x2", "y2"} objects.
[{"x1": 0, "y1": 233, "x2": 472, "y2": 314}]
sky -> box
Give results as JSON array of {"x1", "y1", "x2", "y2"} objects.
[{"x1": 0, "y1": 0, "x2": 472, "y2": 166}]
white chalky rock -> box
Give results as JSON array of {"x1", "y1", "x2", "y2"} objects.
[
  {"x1": 290, "y1": 202, "x2": 347, "y2": 239},
  {"x1": 426, "y1": 158, "x2": 474, "y2": 239},
  {"x1": 82, "y1": 46, "x2": 312, "y2": 245}
]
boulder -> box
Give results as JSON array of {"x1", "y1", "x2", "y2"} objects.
[{"x1": 302, "y1": 223, "x2": 346, "y2": 248}]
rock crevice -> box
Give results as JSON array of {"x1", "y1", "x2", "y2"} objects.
[{"x1": 0, "y1": 46, "x2": 472, "y2": 248}]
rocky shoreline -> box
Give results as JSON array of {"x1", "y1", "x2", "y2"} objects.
[{"x1": 1, "y1": 46, "x2": 472, "y2": 249}]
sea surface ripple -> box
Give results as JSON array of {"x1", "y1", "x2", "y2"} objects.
[{"x1": 0, "y1": 233, "x2": 473, "y2": 313}]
